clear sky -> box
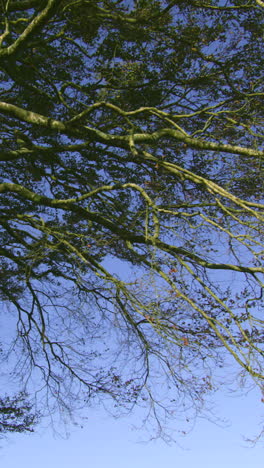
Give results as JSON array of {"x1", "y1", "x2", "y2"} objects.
[{"x1": 1, "y1": 384, "x2": 263, "y2": 468}]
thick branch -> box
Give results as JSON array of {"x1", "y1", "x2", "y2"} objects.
[
  {"x1": 1, "y1": 182, "x2": 263, "y2": 275},
  {"x1": 0, "y1": 0, "x2": 63, "y2": 59},
  {"x1": 0, "y1": 101, "x2": 263, "y2": 158}
]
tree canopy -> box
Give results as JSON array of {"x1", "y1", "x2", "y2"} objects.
[
  {"x1": 0, "y1": 392, "x2": 38, "y2": 437},
  {"x1": 0, "y1": 0, "x2": 263, "y2": 439}
]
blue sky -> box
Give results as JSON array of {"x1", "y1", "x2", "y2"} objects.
[
  {"x1": 1, "y1": 384, "x2": 263, "y2": 468},
  {"x1": 1, "y1": 235, "x2": 262, "y2": 467}
]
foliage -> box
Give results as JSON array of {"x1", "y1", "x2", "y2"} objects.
[
  {"x1": 0, "y1": 392, "x2": 38, "y2": 436},
  {"x1": 0, "y1": 0, "x2": 263, "y2": 439}
]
